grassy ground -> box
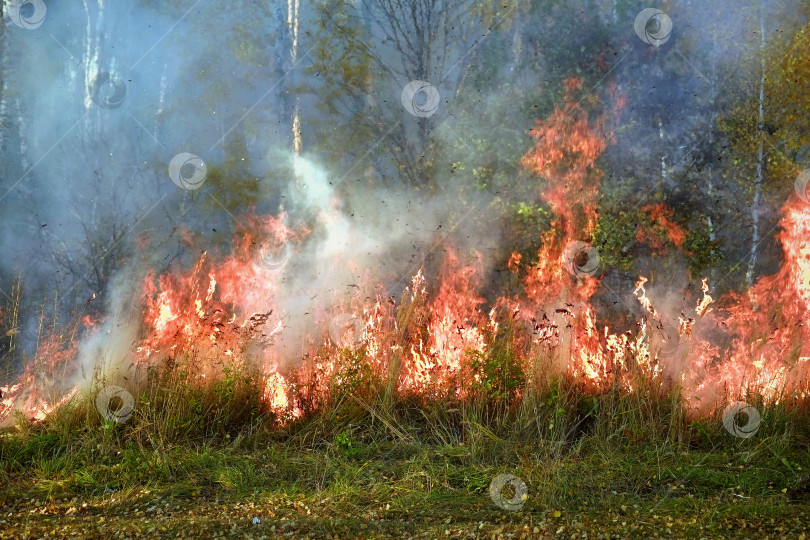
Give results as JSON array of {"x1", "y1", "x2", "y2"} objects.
[
  {"x1": 2, "y1": 365, "x2": 810, "y2": 539},
  {"x1": 1, "y1": 430, "x2": 809, "y2": 539}
]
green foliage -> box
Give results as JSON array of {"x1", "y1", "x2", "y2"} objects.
[
  {"x1": 466, "y1": 314, "x2": 526, "y2": 405},
  {"x1": 501, "y1": 202, "x2": 553, "y2": 266},
  {"x1": 468, "y1": 0, "x2": 524, "y2": 26},
  {"x1": 331, "y1": 346, "x2": 378, "y2": 401},
  {"x1": 577, "y1": 394, "x2": 599, "y2": 418},
  {"x1": 334, "y1": 429, "x2": 364, "y2": 460},
  {"x1": 592, "y1": 211, "x2": 638, "y2": 270},
  {"x1": 305, "y1": 1, "x2": 377, "y2": 170},
  {"x1": 542, "y1": 378, "x2": 568, "y2": 418},
  {"x1": 684, "y1": 227, "x2": 724, "y2": 276},
  {"x1": 593, "y1": 209, "x2": 722, "y2": 275},
  {"x1": 719, "y1": 21, "x2": 810, "y2": 225},
  {"x1": 199, "y1": 134, "x2": 264, "y2": 216},
  {"x1": 763, "y1": 23, "x2": 810, "y2": 179},
  {"x1": 468, "y1": 348, "x2": 524, "y2": 405}
]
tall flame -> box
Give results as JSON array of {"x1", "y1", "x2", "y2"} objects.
[{"x1": 2, "y1": 80, "x2": 809, "y2": 425}]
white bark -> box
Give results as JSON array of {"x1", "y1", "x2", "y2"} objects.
[
  {"x1": 15, "y1": 98, "x2": 28, "y2": 171},
  {"x1": 659, "y1": 117, "x2": 666, "y2": 184},
  {"x1": 289, "y1": 0, "x2": 301, "y2": 156},
  {"x1": 82, "y1": 0, "x2": 97, "y2": 110},
  {"x1": 707, "y1": 64, "x2": 718, "y2": 275},
  {"x1": 746, "y1": 0, "x2": 766, "y2": 290},
  {"x1": 155, "y1": 65, "x2": 168, "y2": 137}
]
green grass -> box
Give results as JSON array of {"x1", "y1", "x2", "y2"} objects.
[
  {"x1": 0, "y1": 432, "x2": 807, "y2": 538},
  {"x1": 2, "y1": 293, "x2": 810, "y2": 537},
  {"x1": 1, "y1": 359, "x2": 809, "y2": 538}
]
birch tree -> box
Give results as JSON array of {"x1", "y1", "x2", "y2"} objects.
[{"x1": 746, "y1": 0, "x2": 767, "y2": 290}]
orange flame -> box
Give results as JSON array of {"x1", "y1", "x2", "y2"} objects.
[{"x1": 3, "y1": 81, "x2": 809, "y2": 425}]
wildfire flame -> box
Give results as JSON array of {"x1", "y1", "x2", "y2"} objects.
[{"x1": 2, "y1": 80, "x2": 809, "y2": 425}]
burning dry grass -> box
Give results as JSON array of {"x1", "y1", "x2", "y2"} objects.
[
  {"x1": 2, "y1": 282, "x2": 810, "y2": 536},
  {"x1": 2, "y1": 74, "x2": 810, "y2": 536},
  {"x1": 6, "y1": 77, "x2": 810, "y2": 429},
  {"x1": 3, "y1": 246, "x2": 809, "y2": 535},
  {"x1": 2, "y1": 252, "x2": 810, "y2": 446},
  {"x1": 3, "y1": 325, "x2": 808, "y2": 451},
  {"x1": 1, "y1": 349, "x2": 809, "y2": 538}
]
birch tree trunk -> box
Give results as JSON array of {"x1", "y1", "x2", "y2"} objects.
[
  {"x1": 659, "y1": 117, "x2": 666, "y2": 185},
  {"x1": 288, "y1": 0, "x2": 301, "y2": 157},
  {"x1": 706, "y1": 62, "x2": 718, "y2": 284},
  {"x1": 275, "y1": 1, "x2": 292, "y2": 153},
  {"x1": 0, "y1": 15, "x2": 28, "y2": 174},
  {"x1": 746, "y1": 0, "x2": 766, "y2": 291}
]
